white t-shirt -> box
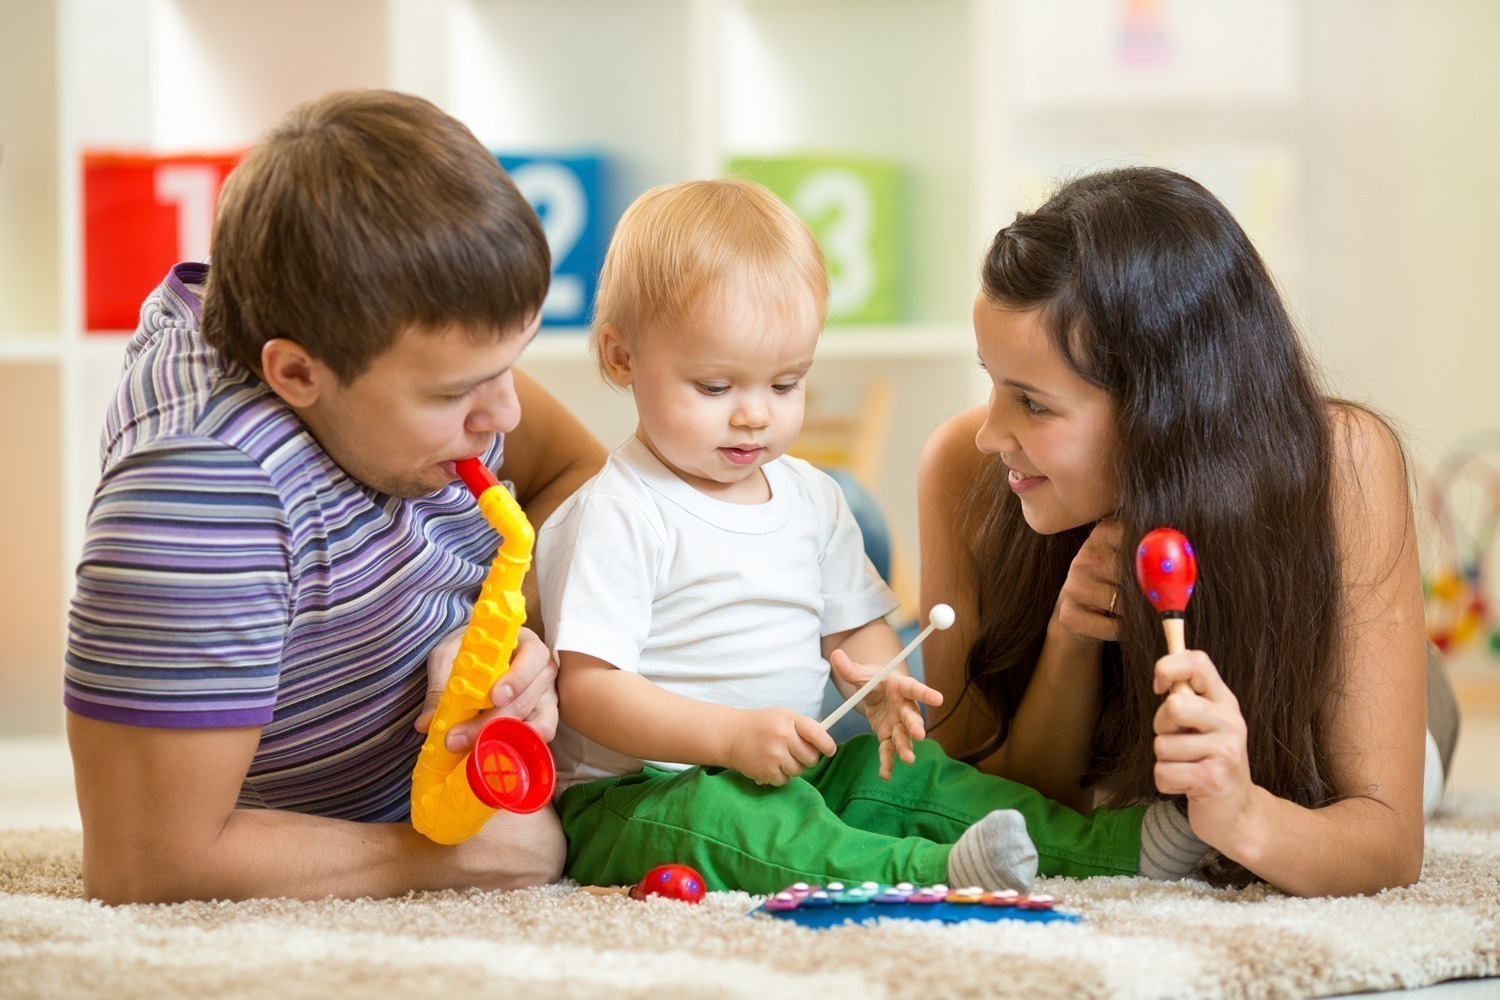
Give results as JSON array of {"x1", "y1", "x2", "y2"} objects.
[{"x1": 536, "y1": 435, "x2": 899, "y2": 789}]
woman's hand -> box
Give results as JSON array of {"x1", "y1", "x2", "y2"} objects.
[
  {"x1": 725, "y1": 707, "x2": 838, "y2": 786},
  {"x1": 1151, "y1": 650, "x2": 1262, "y2": 857},
  {"x1": 415, "y1": 626, "x2": 561, "y2": 749},
  {"x1": 829, "y1": 649, "x2": 944, "y2": 780},
  {"x1": 1053, "y1": 518, "x2": 1125, "y2": 644}
]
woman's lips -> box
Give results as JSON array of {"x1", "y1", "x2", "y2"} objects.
[{"x1": 1008, "y1": 467, "x2": 1046, "y2": 493}]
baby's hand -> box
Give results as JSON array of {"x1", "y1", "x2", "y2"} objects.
[
  {"x1": 726, "y1": 707, "x2": 837, "y2": 786},
  {"x1": 829, "y1": 650, "x2": 944, "y2": 781}
]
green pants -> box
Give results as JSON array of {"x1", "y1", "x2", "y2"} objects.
[{"x1": 557, "y1": 735, "x2": 1144, "y2": 893}]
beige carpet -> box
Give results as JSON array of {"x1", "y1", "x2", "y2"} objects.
[{"x1": 2, "y1": 793, "x2": 1498, "y2": 999}]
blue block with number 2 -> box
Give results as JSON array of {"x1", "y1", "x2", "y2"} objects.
[{"x1": 498, "y1": 153, "x2": 608, "y2": 328}]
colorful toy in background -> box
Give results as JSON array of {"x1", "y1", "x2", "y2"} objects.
[
  {"x1": 497, "y1": 153, "x2": 608, "y2": 328},
  {"x1": 728, "y1": 154, "x2": 905, "y2": 324},
  {"x1": 1136, "y1": 526, "x2": 1198, "y2": 695},
  {"x1": 753, "y1": 881, "x2": 1079, "y2": 929},
  {"x1": 83, "y1": 151, "x2": 241, "y2": 330},
  {"x1": 631, "y1": 864, "x2": 707, "y2": 904},
  {"x1": 1421, "y1": 442, "x2": 1500, "y2": 660},
  {"x1": 410, "y1": 458, "x2": 556, "y2": 845}
]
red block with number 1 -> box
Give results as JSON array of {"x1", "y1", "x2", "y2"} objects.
[{"x1": 84, "y1": 152, "x2": 242, "y2": 331}]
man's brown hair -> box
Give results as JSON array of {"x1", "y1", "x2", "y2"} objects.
[{"x1": 202, "y1": 89, "x2": 550, "y2": 383}]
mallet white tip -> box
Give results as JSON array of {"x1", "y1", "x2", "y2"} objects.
[{"x1": 928, "y1": 604, "x2": 955, "y2": 630}]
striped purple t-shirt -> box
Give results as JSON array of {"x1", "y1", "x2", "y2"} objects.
[{"x1": 63, "y1": 262, "x2": 505, "y2": 822}]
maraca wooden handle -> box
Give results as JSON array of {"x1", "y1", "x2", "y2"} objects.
[
  {"x1": 1161, "y1": 617, "x2": 1185, "y2": 655},
  {"x1": 1161, "y1": 618, "x2": 1190, "y2": 695}
]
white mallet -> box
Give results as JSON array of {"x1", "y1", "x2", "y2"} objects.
[{"x1": 819, "y1": 603, "x2": 956, "y2": 730}]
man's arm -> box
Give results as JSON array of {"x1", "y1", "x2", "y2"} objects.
[
  {"x1": 68, "y1": 713, "x2": 565, "y2": 904},
  {"x1": 503, "y1": 369, "x2": 607, "y2": 531},
  {"x1": 499, "y1": 370, "x2": 607, "y2": 634}
]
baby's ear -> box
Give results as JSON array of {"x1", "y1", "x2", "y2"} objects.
[{"x1": 598, "y1": 323, "x2": 636, "y2": 387}]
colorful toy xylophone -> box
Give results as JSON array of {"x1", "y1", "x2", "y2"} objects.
[{"x1": 752, "y1": 881, "x2": 1080, "y2": 929}]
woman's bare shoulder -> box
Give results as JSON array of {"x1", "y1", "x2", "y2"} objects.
[
  {"x1": 1324, "y1": 401, "x2": 1417, "y2": 588},
  {"x1": 918, "y1": 406, "x2": 989, "y2": 499},
  {"x1": 1324, "y1": 401, "x2": 1410, "y2": 510}
]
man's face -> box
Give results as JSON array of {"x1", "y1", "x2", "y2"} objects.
[{"x1": 297, "y1": 318, "x2": 539, "y2": 498}]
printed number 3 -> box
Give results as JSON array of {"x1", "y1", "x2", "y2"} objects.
[{"x1": 793, "y1": 168, "x2": 875, "y2": 317}]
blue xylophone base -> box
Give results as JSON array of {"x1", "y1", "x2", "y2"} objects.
[{"x1": 751, "y1": 882, "x2": 1081, "y2": 929}]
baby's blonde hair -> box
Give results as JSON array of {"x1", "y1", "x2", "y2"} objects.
[{"x1": 590, "y1": 177, "x2": 828, "y2": 380}]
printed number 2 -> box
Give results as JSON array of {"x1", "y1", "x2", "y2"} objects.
[
  {"x1": 509, "y1": 162, "x2": 587, "y2": 321},
  {"x1": 792, "y1": 168, "x2": 875, "y2": 317},
  {"x1": 154, "y1": 164, "x2": 220, "y2": 262}
]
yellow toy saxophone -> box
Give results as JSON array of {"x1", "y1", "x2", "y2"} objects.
[{"x1": 410, "y1": 457, "x2": 556, "y2": 845}]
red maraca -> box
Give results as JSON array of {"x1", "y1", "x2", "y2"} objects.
[{"x1": 1135, "y1": 527, "x2": 1197, "y2": 694}]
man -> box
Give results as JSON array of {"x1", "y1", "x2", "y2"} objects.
[{"x1": 63, "y1": 90, "x2": 605, "y2": 903}]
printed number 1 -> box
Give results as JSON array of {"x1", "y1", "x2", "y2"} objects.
[
  {"x1": 792, "y1": 168, "x2": 875, "y2": 317},
  {"x1": 154, "y1": 164, "x2": 220, "y2": 262},
  {"x1": 509, "y1": 162, "x2": 587, "y2": 321}
]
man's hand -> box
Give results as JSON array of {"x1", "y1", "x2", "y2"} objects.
[{"x1": 415, "y1": 625, "x2": 560, "y2": 748}]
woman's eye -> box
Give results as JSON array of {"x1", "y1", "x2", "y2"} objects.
[{"x1": 1017, "y1": 392, "x2": 1047, "y2": 415}]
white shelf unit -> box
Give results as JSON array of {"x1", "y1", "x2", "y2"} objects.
[
  {"x1": 6, "y1": 0, "x2": 1332, "y2": 734},
  {"x1": 1, "y1": 0, "x2": 67, "y2": 738}
]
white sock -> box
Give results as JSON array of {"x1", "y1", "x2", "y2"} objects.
[
  {"x1": 1138, "y1": 800, "x2": 1208, "y2": 880},
  {"x1": 947, "y1": 809, "x2": 1038, "y2": 891},
  {"x1": 1423, "y1": 728, "x2": 1445, "y2": 819}
]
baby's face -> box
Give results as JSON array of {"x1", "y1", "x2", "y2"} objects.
[{"x1": 614, "y1": 287, "x2": 822, "y2": 503}]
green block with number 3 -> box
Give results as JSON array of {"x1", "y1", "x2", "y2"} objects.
[{"x1": 728, "y1": 155, "x2": 904, "y2": 324}]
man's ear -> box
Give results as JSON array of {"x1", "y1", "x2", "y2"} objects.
[
  {"x1": 260, "y1": 338, "x2": 329, "y2": 408},
  {"x1": 597, "y1": 323, "x2": 636, "y2": 388}
]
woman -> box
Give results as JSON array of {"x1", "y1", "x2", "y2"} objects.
[{"x1": 918, "y1": 166, "x2": 1455, "y2": 896}]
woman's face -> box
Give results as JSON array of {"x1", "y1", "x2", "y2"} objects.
[{"x1": 972, "y1": 294, "x2": 1121, "y2": 535}]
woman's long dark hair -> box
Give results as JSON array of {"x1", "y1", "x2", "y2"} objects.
[{"x1": 961, "y1": 167, "x2": 1344, "y2": 886}]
